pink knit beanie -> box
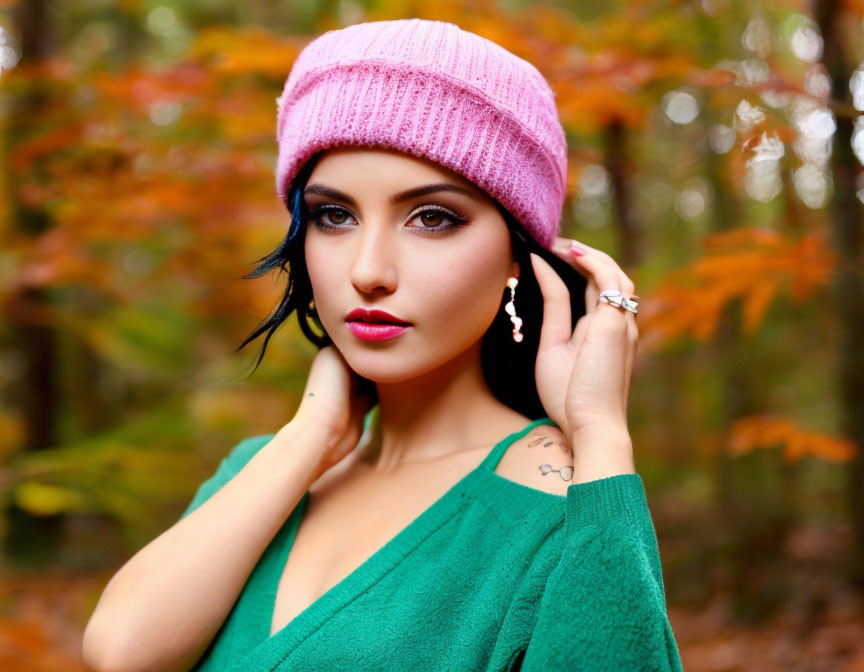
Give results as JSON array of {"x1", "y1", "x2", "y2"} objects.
[{"x1": 274, "y1": 18, "x2": 568, "y2": 250}]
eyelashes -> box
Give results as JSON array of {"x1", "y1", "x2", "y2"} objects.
[{"x1": 307, "y1": 204, "x2": 468, "y2": 236}]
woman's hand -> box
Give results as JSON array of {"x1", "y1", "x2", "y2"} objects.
[
  {"x1": 530, "y1": 237, "x2": 638, "y2": 483},
  {"x1": 289, "y1": 345, "x2": 377, "y2": 482}
]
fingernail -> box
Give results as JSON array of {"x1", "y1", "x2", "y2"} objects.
[{"x1": 570, "y1": 241, "x2": 586, "y2": 256}]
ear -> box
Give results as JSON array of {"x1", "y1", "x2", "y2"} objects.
[{"x1": 510, "y1": 262, "x2": 520, "y2": 280}]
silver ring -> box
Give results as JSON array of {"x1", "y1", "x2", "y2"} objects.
[{"x1": 598, "y1": 289, "x2": 639, "y2": 314}]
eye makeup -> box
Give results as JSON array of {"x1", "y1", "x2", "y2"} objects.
[{"x1": 306, "y1": 203, "x2": 469, "y2": 237}]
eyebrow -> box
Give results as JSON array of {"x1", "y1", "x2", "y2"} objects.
[{"x1": 303, "y1": 182, "x2": 476, "y2": 207}]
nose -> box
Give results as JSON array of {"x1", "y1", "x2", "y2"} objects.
[{"x1": 349, "y1": 220, "x2": 398, "y2": 295}]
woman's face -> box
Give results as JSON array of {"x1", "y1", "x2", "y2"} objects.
[{"x1": 303, "y1": 147, "x2": 518, "y2": 383}]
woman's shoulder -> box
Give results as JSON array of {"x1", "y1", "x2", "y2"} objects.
[{"x1": 492, "y1": 420, "x2": 572, "y2": 498}]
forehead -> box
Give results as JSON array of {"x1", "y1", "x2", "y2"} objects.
[{"x1": 307, "y1": 147, "x2": 489, "y2": 202}]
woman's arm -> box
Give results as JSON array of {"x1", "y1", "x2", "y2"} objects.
[
  {"x1": 81, "y1": 417, "x2": 335, "y2": 672},
  {"x1": 517, "y1": 466, "x2": 684, "y2": 671}
]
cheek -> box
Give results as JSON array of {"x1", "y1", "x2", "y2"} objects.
[
  {"x1": 412, "y1": 249, "x2": 505, "y2": 335},
  {"x1": 304, "y1": 240, "x2": 339, "y2": 309}
]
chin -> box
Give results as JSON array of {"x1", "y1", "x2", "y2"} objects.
[
  {"x1": 338, "y1": 341, "x2": 446, "y2": 384},
  {"x1": 341, "y1": 350, "x2": 415, "y2": 383}
]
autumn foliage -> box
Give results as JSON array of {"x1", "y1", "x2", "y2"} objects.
[{"x1": 2, "y1": 0, "x2": 864, "y2": 670}]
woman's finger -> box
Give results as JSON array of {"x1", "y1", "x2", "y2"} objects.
[
  {"x1": 548, "y1": 236, "x2": 641, "y2": 420},
  {"x1": 567, "y1": 243, "x2": 639, "y2": 417},
  {"x1": 529, "y1": 253, "x2": 573, "y2": 349},
  {"x1": 572, "y1": 254, "x2": 625, "y2": 320},
  {"x1": 623, "y1": 323, "x2": 639, "y2": 414},
  {"x1": 552, "y1": 236, "x2": 639, "y2": 386}
]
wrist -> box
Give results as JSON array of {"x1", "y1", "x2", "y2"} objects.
[
  {"x1": 254, "y1": 422, "x2": 331, "y2": 495},
  {"x1": 570, "y1": 423, "x2": 631, "y2": 445},
  {"x1": 288, "y1": 407, "x2": 342, "y2": 444},
  {"x1": 568, "y1": 427, "x2": 635, "y2": 484}
]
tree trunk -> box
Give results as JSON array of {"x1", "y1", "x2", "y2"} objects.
[
  {"x1": 2, "y1": 0, "x2": 64, "y2": 567},
  {"x1": 813, "y1": 0, "x2": 864, "y2": 586},
  {"x1": 604, "y1": 119, "x2": 640, "y2": 269}
]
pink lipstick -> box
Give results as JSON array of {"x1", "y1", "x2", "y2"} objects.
[{"x1": 345, "y1": 307, "x2": 412, "y2": 342}]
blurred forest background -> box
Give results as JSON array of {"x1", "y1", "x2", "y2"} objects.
[{"x1": 1, "y1": 0, "x2": 863, "y2": 670}]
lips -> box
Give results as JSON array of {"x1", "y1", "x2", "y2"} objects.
[
  {"x1": 345, "y1": 308, "x2": 411, "y2": 326},
  {"x1": 346, "y1": 308, "x2": 412, "y2": 343}
]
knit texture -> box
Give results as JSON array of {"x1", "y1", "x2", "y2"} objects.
[
  {"x1": 179, "y1": 416, "x2": 684, "y2": 671},
  {"x1": 275, "y1": 18, "x2": 568, "y2": 250}
]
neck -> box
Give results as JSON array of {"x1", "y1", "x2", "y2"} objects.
[{"x1": 359, "y1": 341, "x2": 532, "y2": 472}]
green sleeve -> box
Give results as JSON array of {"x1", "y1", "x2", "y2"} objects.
[
  {"x1": 520, "y1": 473, "x2": 684, "y2": 671},
  {"x1": 178, "y1": 434, "x2": 277, "y2": 520}
]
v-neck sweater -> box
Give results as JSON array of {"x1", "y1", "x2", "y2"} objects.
[{"x1": 178, "y1": 416, "x2": 684, "y2": 671}]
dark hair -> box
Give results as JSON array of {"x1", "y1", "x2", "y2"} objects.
[{"x1": 235, "y1": 150, "x2": 587, "y2": 420}]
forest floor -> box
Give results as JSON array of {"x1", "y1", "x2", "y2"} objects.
[{"x1": 2, "y1": 565, "x2": 864, "y2": 671}]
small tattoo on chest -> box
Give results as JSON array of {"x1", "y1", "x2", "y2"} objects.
[
  {"x1": 525, "y1": 433, "x2": 573, "y2": 482},
  {"x1": 538, "y1": 464, "x2": 574, "y2": 481},
  {"x1": 527, "y1": 434, "x2": 570, "y2": 454}
]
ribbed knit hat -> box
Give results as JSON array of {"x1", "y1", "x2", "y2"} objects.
[{"x1": 275, "y1": 18, "x2": 568, "y2": 250}]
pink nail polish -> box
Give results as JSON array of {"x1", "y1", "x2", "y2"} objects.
[{"x1": 570, "y1": 241, "x2": 586, "y2": 256}]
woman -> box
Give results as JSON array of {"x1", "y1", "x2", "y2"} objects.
[{"x1": 82, "y1": 18, "x2": 684, "y2": 672}]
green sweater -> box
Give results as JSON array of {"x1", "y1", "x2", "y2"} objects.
[{"x1": 179, "y1": 416, "x2": 684, "y2": 671}]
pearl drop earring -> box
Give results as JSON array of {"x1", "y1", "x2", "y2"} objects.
[{"x1": 505, "y1": 277, "x2": 523, "y2": 343}]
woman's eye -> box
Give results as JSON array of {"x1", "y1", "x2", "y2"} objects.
[
  {"x1": 409, "y1": 207, "x2": 467, "y2": 233},
  {"x1": 327, "y1": 210, "x2": 349, "y2": 224},
  {"x1": 414, "y1": 210, "x2": 449, "y2": 229},
  {"x1": 309, "y1": 206, "x2": 354, "y2": 228},
  {"x1": 309, "y1": 205, "x2": 466, "y2": 235}
]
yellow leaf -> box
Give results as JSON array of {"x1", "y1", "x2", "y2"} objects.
[{"x1": 14, "y1": 482, "x2": 91, "y2": 516}]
